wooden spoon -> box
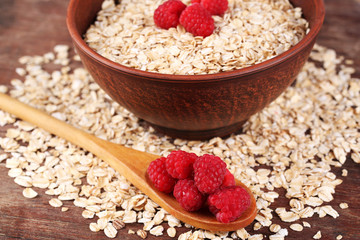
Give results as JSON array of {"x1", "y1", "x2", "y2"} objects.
[{"x1": 0, "y1": 92, "x2": 257, "y2": 231}]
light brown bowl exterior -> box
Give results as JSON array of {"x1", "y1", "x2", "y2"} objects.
[{"x1": 66, "y1": 0, "x2": 325, "y2": 139}]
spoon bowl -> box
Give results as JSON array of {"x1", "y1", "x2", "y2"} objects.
[{"x1": 0, "y1": 92, "x2": 257, "y2": 231}]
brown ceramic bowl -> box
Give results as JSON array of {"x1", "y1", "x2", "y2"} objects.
[{"x1": 66, "y1": 0, "x2": 325, "y2": 140}]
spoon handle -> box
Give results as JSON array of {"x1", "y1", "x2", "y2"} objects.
[
  {"x1": 0, "y1": 92, "x2": 99, "y2": 150},
  {"x1": 0, "y1": 92, "x2": 157, "y2": 184},
  {"x1": 0, "y1": 92, "x2": 258, "y2": 231}
]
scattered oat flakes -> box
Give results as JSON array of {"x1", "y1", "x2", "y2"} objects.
[
  {"x1": 23, "y1": 188, "x2": 38, "y2": 198},
  {"x1": 8, "y1": 168, "x2": 22, "y2": 178},
  {"x1": 123, "y1": 210, "x2": 137, "y2": 223},
  {"x1": 269, "y1": 235, "x2": 284, "y2": 240},
  {"x1": 276, "y1": 210, "x2": 299, "y2": 222},
  {"x1": 61, "y1": 207, "x2": 69, "y2": 212},
  {"x1": 289, "y1": 223, "x2": 303, "y2": 232},
  {"x1": 313, "y1": 231, "x2": 322, "y2": 239},
  {"x1": 277, "y1": 229, "x2": 288, "y2": 237},
  {"x1": 318, "y1": 205, "x2": 339, "y2": 218},
  {"x1": 149, "y1": 226, "x2": 164, "y2": 236},
  {"x1": 104, "y1": 223, "x2": 118, "y2": 238},
  {"x1": 1, "y1": 41, "x2": 359, "y2": 240},
  {"x1": 303, "y1": 221, "x2": 311, "y2": 228},
  {"x1": 89, "y1": 222, "x2": 100, "y2": 232},
  {"x1": 49, "y1": 198, "x2": 63, "y2": 208},
  {"x1": 336, "y1": 235, "x2": 343, "y2": 240},
  {"x1": 236, "y1": 228, "x2": 250, "y2": 239},
  {"x1": 82, "y1": 210, "x2": 95, "y2": 219},
  {"x1": 178, "y1": 230, "x2": 192, "y2": 240},
  {"x1": 165, "y1": 227, "x2": 175, "y2": 238},
  {"x1": 269, "y1": 224, "x2": 281, "y2": 233},
  {"x1": 136, "y1": 229, "x2": 147, "y2": 239},
  {"x1": 339, "y1": 203, "x2": 349, "y2": 209},
  {"x1": 253, "y1": 222, "x2": 262, "y2": 230},
  {"x1": 15, "y1": 67, "x2": 26, "y2": 76},
  {"x1": 248, "y1": 234, "x2": 264, "y2": 240},
  {"x1": 0, "y1": 85, "x2": 8, "y2": 93},
  {"x1": 112, "y1": 218, "x2": 125, "y2": 230},
  {"x1": 14, "y1": 176, "x2": 32, "y2": 187}
]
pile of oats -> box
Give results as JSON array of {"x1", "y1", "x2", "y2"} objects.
[
  {"x1": 0, "y1": 43, "x2": 359, "y2": 240},
  {"x1": 84, "y1": 0, "x2": 309, "y2": 75}
]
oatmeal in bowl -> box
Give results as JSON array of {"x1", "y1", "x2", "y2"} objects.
[
  {"x1": 67, "y1": 0, "x2": 325, "y2": 139},
  {"x1": 85, "y1": 0, "x2": 309, "y2": 75}
]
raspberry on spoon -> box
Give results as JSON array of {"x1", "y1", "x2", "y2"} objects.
[
  {"x1": 208, "y1": 186, "x2": 251, "y2": 223},
  {"x1": 193, "y1": 154, "x2": 227, "y2": 194},
  {"x1": 147, "y1": 157, "x2": 177, "y2": 193},
  {"x1": 173, "y1": 179, "x2": 206, "y2": 211}
]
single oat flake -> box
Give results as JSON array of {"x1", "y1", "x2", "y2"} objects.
[{"x1": 23, "y1": 188, "x2": 38, "y2": 199}]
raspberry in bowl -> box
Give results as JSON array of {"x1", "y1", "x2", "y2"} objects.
[{"x1": 66, "y1": 0, "x2": 325, "y2": 139}]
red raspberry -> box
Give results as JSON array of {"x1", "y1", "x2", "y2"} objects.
[
  {"x1": 179, "y1": 3, "x2": 215, "y2": 37},
  {"x1": 201, "y1": 0, "x2": 228, "y2": 15},
  {"x1": 166, "y1": 150, "x2": 198, "y2": 179},
  {"x1": 173, "y1": 179, "x2": 206, "y2": 211},
  {"x1": 221, "y1": 168, "x2": 235, "y2": 187},
  {"x1": 154, "y1": 0, "x2": 187, "y2": 30},
  {"x1": 193, "y1": 154, "x2": 227, "y2": 194},
  {"x1": 147, "y1": 157, "x2": 176, "y2": 193},
  {"x1": 191, "y1": 0, "x2": 201, "y2": 3},
  {"x1": 207, "y1": 186, "x2": 251, "y2": 223}
]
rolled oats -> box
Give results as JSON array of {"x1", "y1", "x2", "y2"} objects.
[
  {"x1": 236, "y1": 228, "x2": 250, "y2": 240},
  {"x1": 89, "y1": 222, "x2": 100, "y2": 232},
  {"x1": 248, "y1": 234, "x2": 264, "y2": 240},
  {"x1": 269, "y1": 224, "x2": 281, "y2": 233},
  {"x1": 104, "y1": 223, "x2": 118, "y2": 238},
  {"x1": 339, "y1": 203, "x2": 349, "y2": 209},
  {"x1": 303, "y1": 221, "x2": 311, "y2": 228},
  {"x1": 269, "y1": 235, "x2": 284, "y2": 240},
  {"x1": 112, "y1": 218, "x2": 125, "y2": 230},
  {"x1": 14, "y1": 176, "x2": 32, "y2": 187},
  {"x1": 167, "y1": 227, "x2": 176, "y2": 238},
  {"x1": 0, "y1": 85, "x2": 8, "y2": 93},
  {"x1": 122, "y1": 210, "x2": 137, "y2": 223},
  {"x1": 84, "y1": 0, "x2": 308, "y2": 75},
  {"x1": 22, "y1": 188, "x2": 38, "y2": 198},
  {"x1": 313, "y1": 231, "x2": 322, "y2": 239},
  {"x1": 0, "y1": 41, "x2": 359, "y2": 240},
  {"x1": 49, "y1": 198, "x2": 63, "y2": 208},
  {"x1": 82, "y1": 209, "x2": 95, "y2": 219},
  {"x1": 136, "y1": 229, "x2": 147, "y2": 239},
  {"x1": 61, "y1": 207, "x2": 69, "y2": 212},
  {"x1": 149, "y1": 225, "x2": 164, "y2": 236},
  {"x1": 8, "y1": 168, "x2": 22, "y2": 178},
  {"x1": 289, "y1": 223, "x2": 303, "y2": 232}
]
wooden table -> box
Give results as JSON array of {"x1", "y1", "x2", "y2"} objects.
[{"x1": 0, "y1": 0, "x2": 359, "y2": 239}]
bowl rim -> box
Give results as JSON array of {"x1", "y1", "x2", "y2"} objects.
[{"x1": 66, "y1": 0, "x2": 325, "y2": 83}]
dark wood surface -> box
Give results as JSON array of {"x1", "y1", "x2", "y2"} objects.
[{"x1": 0, "y1": 0, "x2": 359, "y2": 239}]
